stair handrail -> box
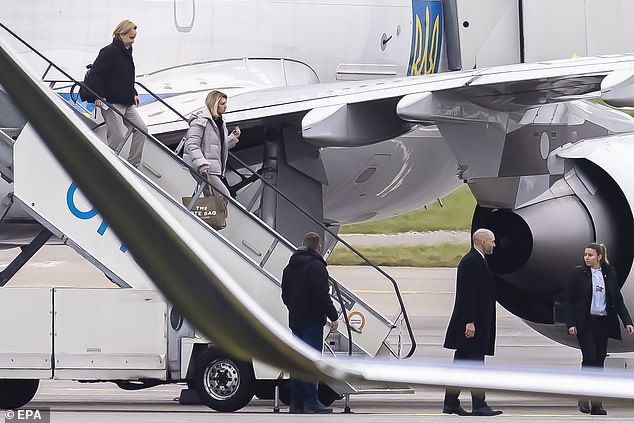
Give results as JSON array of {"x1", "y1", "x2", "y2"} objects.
[
  {"x1": 0, "y1": 21, "x2": 416, "y2": 358},
  {"x1": 0, "y1": 20, "x2": 363, "y2": 356},
  {"x1": 133, "y1": 87, "x2": 417, "y2": 359}
]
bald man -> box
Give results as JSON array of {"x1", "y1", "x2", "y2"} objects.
[{"x1": 442, "y1": 228, "x2": 502, "y2": 417}]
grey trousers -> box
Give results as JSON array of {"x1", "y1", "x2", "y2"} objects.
[{"x1": 101, "y1": 103, "x2": 147, "y2": 168}]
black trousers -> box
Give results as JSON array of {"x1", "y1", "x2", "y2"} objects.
[
  {"x1": 443, "y1": 350, "x2": 486, "y2": 409},
  {"x1": 576, "y1": 315, "x2": 609, "y2": 369}
]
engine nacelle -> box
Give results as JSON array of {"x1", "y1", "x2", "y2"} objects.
[{"x1": 473, "y1": 135, "x2": 634, "y2": 351}]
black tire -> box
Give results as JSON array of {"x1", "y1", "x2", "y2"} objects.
[
  {"x1": 193, "y1": 348, "x2": 254, "y2": 412},
  {"x1": 0, "y1": 379, "x2": 39, "y2": 409}
]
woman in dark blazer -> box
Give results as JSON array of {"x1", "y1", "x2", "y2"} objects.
[{"x1": 565, "y1": 242, "x2": 634, "y2": 415}]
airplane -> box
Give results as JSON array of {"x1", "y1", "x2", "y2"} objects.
[
  {"x1": 4, "y1": 0, "x2": 634, "y2": 409},
  {"x1": 5, "y1": 22, "x2": 634, "y2": 411}
]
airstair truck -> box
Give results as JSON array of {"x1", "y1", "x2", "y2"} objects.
[
  {"x1": 0, "y1": 121, "x2": 412, "y2": 411},
  {"x1": 0, "y1": 286, "x2": 262, "y2": 412}
]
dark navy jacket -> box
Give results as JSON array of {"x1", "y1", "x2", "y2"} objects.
[
  {"x1": 565, "y1": 264, "x2": 632, "y2": 340},
  {"x1": 90, "y1": 38, "x2": 138, "y2": 105},
  {"x1": 281, "y1": 247, "x2": 338, "y2": 330}
]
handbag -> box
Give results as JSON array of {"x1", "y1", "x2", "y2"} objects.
[
  {"x1": 182, "y1": 187, "x2": 227, "y2": 230},
  {"x1": 78, "y1": 63, "x2": 98, "y2": 103}
]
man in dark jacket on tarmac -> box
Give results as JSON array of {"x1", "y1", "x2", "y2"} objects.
[
  {"x1": 442, "y1": 228, "x2": 502, "y2": 417},
  {"x1": 281, "y1": 232, "x2": 339, "y2": 414}
]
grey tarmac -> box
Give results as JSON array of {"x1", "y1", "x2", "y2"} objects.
[{"x1": 2, "y1": 247, "x2": 633, "y2": 421}]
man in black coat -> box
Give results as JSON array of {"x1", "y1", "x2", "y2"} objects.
[
  {"x1": 442, "y1": 228, "x2": 502, "y2": 416},
  {"x1": 90, "y1": 19, "x2": 146, "y2": 168},
  {"x1": 281, "y1": 232, "x2": 339, "y2": 414}
]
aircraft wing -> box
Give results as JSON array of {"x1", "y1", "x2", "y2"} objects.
[
  {"x1": 138, "y1": 54, "x2": 634, "y2": 146},
  {"x1": 5, "y1": 39, "x2": 634, "y2": 401},
  {"x1": 218, "y1": 54, "x2": 634, "y2": 147}
]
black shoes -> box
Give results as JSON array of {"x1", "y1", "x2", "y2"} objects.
[
  {"x1": 579, "y1": 400, "x2": 607, "y2": 415},
  {"x1": 303, "y1": 402, "x2": 333, "y2": 414},
  {"x1": 590, "y1": 403, "x2": 607, "y2": 415},
  {"x1": 289, "y1": 405, "x2": 303, "y2": 414},
  {"x1": 442, "y1": 405, "x2": 471, "y2": 416},
  {"x1": 442, "y1": 404, "x2": 502, "y2": 416},
  {"x1": 578, "y1": 400, "x2": 590, "y2": 414},
  {"x1": 471, "y1": 406, "x2": 503, "y2": 416}
]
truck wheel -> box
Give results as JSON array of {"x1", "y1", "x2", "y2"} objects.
[
  {"x1": 0, "y1": 379, "x2": 39, "y2": 409},
  {"x1": 193, "y1": 348, "x2": 254, "y2": 412}
]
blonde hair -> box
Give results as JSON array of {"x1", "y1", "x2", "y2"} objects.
[
  {"x1": 112, "y1": 20, "x2": 137, "y2": 40},
  {"x1": 204, "y1": 90, "x2": 228, "y2": 119}
]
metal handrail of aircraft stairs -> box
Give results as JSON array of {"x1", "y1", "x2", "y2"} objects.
[{"x1": 0, "y1": 21, "x2": 417, "y2": 360}]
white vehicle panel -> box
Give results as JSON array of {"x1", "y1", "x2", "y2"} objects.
[
  {"x1": 53, "y1": 288, "x2": 167, "y2": 380},
  {"x1": 0, "y1": 288, "x2": 52, "y2": 378}
]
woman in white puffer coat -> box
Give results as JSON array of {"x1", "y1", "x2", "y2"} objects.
[{"x1": 183, "y1": 90, "x2": 240, "y2": 198}]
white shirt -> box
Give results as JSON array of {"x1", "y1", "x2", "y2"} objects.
[{"x1": 590, "y1": 267, "x2": 607, "y2": 316}]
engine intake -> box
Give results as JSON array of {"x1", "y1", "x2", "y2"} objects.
[{"x1": 472, "y1": 160, "x2": 634, "y2": 324}]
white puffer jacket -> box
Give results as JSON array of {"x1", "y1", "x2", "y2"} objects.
[{"x1": 182, "y1": 108, "x2": 238, "y2": 176}]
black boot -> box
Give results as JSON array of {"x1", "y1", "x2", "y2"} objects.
[
  {"x1": 304, "y1": 401, "x2": 333, "y2": 414},
  {"x1": 578, "y1": 400, "x2": 590, "y2": 414},
  {"x1": 289, "y1": 403, "x2": 303, "y2": 414},
  {"x1": 590, "y1": 401, "x2": 607, "y2": 415}
]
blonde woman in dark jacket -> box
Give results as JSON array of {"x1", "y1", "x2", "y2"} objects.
[
  {"x1": 565, "y1": 242, "x2": 634, "y2": 415},
  {"x1": 92, "y1": 20, "x2": 147, "y2": 168},
  {"x1": 183, "y1": 90, "x2": 240, "y2": 198}
]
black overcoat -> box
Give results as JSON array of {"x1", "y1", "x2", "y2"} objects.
[
  {"x1": 281, "y1": 247, "x2": 338, "y2": 331},
  {"x1": 90, "y1": 38, "x2": 138, "y2": 105},
  {"x1": 443, "y1": 249, "x2": 497, "y2": 355},
  {"x1": 565, "y1": 264, "x2": 632, "y2": 341}
]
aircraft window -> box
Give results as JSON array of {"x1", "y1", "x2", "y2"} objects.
[{"x1": 463, "y1": 21, "x2": 470, "y2": 28}]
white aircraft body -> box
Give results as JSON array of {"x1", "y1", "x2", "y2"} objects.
[
  {"x1": 6, "y1": 19, "x2": 634, "y2": 414},
  {"x1": 4, "y1": 0, "x2": 634, "y2": 411}
]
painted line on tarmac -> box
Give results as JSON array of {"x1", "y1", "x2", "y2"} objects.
[
  {"x1": 353, "y1": 289, "x2": 453, "y2": 294},
  {"x1": 386, "y1": 412, "x2": 583, "y2": 417}
]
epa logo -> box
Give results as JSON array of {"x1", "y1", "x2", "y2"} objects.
[{"x1": 5, "y1": 408, "x2": 50, "y2": 422}]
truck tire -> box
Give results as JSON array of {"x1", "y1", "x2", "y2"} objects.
[
  {"x1": 193, "y1": 348, "x2": 254, "y2": 412},
  {"x1": 0, "y1": 379, "x2": 39, "y2": 409}
]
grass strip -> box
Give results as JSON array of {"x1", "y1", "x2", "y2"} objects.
[
  {"x1": 327, "y1": 243, "x2": 471, "y2": 267},
  {"x1": 340, "y1": 185, "x2": 475, "y2": 234}
]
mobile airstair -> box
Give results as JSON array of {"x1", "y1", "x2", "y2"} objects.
[{"x1": 0, "y1": 23, "x2": 416, "y2": 411}]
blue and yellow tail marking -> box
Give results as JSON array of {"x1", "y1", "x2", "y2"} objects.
[{"x1": 408, "y1": 0, "x2": 443, "y2": 75}]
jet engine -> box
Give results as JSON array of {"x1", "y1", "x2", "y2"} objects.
[{"x1": 472, "y1": 136, "x2": 634, "y2": 351}]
